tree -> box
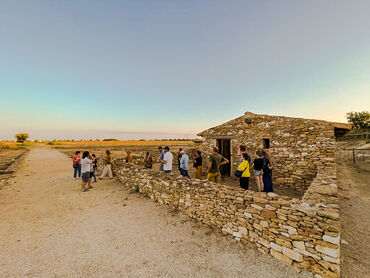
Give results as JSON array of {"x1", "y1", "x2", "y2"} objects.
[
  {"x1": 15, "y1": 133, "x2": 29, "y2": 143},
  {"x1": 346, "y1": 111, "x2": 370, "y2": 129}
]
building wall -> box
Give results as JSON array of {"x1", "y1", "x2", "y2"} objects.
[
  {"x1": 101, "y1": 158, "x2": 340, "y2": 278},
  {"x1": 197, "y1": 112, "x2": 336, "y2": 190}
]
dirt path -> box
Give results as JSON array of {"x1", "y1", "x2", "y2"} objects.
[
  {"x1": 337, "y1": 161, "x2": 370, "y2": 278},
  {"x1": 0, "y1": 147, "x2": 311, "y2": 278}
]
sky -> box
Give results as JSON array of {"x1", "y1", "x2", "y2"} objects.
[{"x1": 1, "y1": 0, "x2": 369, "y2": 140}]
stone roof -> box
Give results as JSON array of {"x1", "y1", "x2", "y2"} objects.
[{"x1": 197, "y1": 111, "x2": 351, "y2": 137}]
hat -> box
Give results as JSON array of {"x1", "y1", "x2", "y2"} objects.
[{"x1": 180, "y1": 150, "x2": 185, "y2": 154}]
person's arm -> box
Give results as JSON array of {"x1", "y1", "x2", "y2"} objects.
[
  {"x1": 208, "y1": 161, "x2": 212, "y2": 172},
  {"x1": 219, "y1": 156, "x2": 229, "y2": 166},
  {"x1": 161, "y1": 160, "x2": 167, "y2": 164}
]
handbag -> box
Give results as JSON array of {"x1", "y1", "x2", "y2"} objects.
[{"x1": 234, "y1": 165, "x2": 248, "y2": 178}]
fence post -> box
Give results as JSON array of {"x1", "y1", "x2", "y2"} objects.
[{"x1": 353, "y1": 149, "x2": 356, "y2": 164}]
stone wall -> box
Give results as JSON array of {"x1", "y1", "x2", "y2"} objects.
[
  {"x1": 197, "y1": 112, "x2": 336, "y2": 190},
  {"x1": 100, "y1": 157, "x2": 341, "y2": 277}
]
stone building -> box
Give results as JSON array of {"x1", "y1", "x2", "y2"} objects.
[{"x1": 197, "y1": 111, "x2": 351, "y2": 190}]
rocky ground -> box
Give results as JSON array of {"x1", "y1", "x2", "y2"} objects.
[{"x1": 0, "y1": 146, "x2": 312, "y2": 277}]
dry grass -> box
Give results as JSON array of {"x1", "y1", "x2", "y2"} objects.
[
  {"x1": 52, "y1": 140, "x2": 195, "y2": 147},
  {"x1": 0, "y1": 141, "x2": 35, "y2": 150}
]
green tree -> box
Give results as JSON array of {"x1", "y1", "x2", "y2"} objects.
[
  {"x1": 346, "y1": 111, "x2": 370, "y2": 129},
  {"x1": 15, "y1": 133, "x2": 29, "y2": 143}
]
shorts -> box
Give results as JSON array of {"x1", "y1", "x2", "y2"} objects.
[
  {"x1": 82, "y1": 172, "x2": 90, "y2": 182},
  {"x1": 254, "y1": 170, "x2": 263, "y2": 176}
]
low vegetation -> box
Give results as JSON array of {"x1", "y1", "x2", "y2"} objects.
[
  {"x1": 15, "y1": 133, "x2": 29, "y2": 143},
  {"x1": 346, "y1": 111, "x2": 370, "y2": 129}
]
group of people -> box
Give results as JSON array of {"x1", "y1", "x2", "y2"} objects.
[
  {"x1": 73, "y1": 145, "x2": 273, "y2": 193},
  {"x1": 155, "y1": 146, "x2": 202, "y2": 179},
  {"x1": 155, "y1": 145, "x2": 272, "y2": 192},
  {"x1": 235, "y1": 145, "x2": 273, "y2": 192},
  {"x1": 72, "y1": 150, "x2": 113, "y2": 192}
]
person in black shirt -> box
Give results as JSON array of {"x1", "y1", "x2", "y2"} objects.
[
  {"x1": 253, "y1": 150, "x2": 264, "y2": 192},
  {"x1": 91, "y1": 154, "x2": 98, "y2": 183},
  {"x1": 193, "y1": 150, "x2": 203, "y2": 179},
  {"x1": 178, "y1": 148, "x2": 183, "y2": 173}
]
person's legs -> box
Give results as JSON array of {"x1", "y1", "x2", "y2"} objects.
[
  {"x1": 78, "y1": 164, "x2": 81, "y2": 178},
  {"x1": 207, "y1": 173, "x2": 214, "y2": 182},
  {"x1": 196, "y1": 166, "x2": 202, "y2": 179},
  {"x1": 215, "y1": 172, "x2": 220, "y2": 184},
  {"x1": 240, "y1": 177, "x2": 249, "y2": 190},
  {"x1": 259, "y1": 175, "x2": 264, "y2": 191},
  {"x1": 81, "y1": 182, "x2": 86, "y2": 191},
  {"x1": 93, "y1": 168, "x2": 97, "y2": 182},
  {"x1": 183, "y1": 169, "x2": 190, "y2": 178},
  {"x1": 255, "y1": 176, "x2": 261, "y2": 192},
  {"x1": 100, "y1": 165, "x2": 108, "y2": 179},
  {"x1": 81, "y1": 173, "x2": 89, "y2": 191},
  {"x1": 73, "y1": 166, "x2": 77, "y2": 179},
  {"x1": 240, "y1": 177, "x2": 244, "y2": 189},
  {"x1": 107, "y1": 165, "x2": 113, "y2": 178}
]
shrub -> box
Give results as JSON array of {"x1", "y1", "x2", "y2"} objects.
[
  {"x1": 346, "y1": 111, "x2": 370, "y2": 129},
  {"x1": 15, "y1": 133, "x2": 29, "y2": 143}
]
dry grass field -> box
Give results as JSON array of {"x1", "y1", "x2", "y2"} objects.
[{"x1": 0, "y1": 142, "x2": 29, "y2": 187}]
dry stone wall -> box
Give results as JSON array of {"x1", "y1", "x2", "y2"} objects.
[
  {"x1": 100, "y1": 157, "x2": 341, "y2": 278},
  {"x1": 197, "y1": 112, "x2": 336, "y2": 190}
]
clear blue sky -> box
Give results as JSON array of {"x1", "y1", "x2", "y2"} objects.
[{"x1": 1, "y1": 0, "x2": 369, "y2": 140}]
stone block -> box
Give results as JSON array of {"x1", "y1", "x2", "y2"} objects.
[
  {"x1": 315, "y1": 245, "x2": 339, "y2": 258},
  {"x1": 270, "y1": 249, "x2": 293, "y2": 265},
  {"x1": 282, "y1": 246, "x2": 304, "y2": 262},
  {"x1": 261, "y1": 208, "x2": 276, "y2": 219}
]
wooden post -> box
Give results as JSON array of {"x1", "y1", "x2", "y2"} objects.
[{"x1": 353, "y1": 149, "x2": 356, "y2": 164}]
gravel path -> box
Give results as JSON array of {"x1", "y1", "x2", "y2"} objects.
[
  {"x1": 338, "y1": 160, "x2": 370, "y2": 278},
  {"x1": 0, "y1": 147, "x2": 312, "y2": 277}
]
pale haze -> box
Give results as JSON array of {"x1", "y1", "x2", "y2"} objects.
[{"x1": 1, "y1": 0, "x2": 369, "y2": 140}]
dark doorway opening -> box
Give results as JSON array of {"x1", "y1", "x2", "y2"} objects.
[
  {"x1": 263, "y1": 138, "x2": 270, "y2": 149},
  {"x1": 217, "y1": 139, "x2": 231, "y2": 177}
]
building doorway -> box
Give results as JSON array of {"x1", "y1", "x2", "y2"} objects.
[{"x1": 217, "y1": 139, "x2": 231, "y2": 177}]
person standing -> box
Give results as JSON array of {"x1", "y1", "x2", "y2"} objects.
[
  {"x1": 179, "y1": 150, "x2": 190, "y2": 178},
  {"x1": 72, "y1": 151, "x2": 81, "y2": 180},
  {"x1": 81, "y1": 151, "x2": 93, "y2": 192},
  {"x1": 237, "y1": 153, "x2": 251, "y2": 190},
  {"x1": 91, "y1": 154, "x2": 97, "y2": 183},
  {"x1": 161, "y1": 146, "x2": 173, "y2": 173},
  {"x1": 100, "y1": 150, "x2": 113, "y2": 179},
  {"x1": 193, "y1": 150, "x2": 203, "y2": 179},
  {"x1": 126, "y1": 151, "x2": 133, "y2": 163},
  {"x1": 262, "y1": 150, "x2": 273, "y2": 192},
  {"x1": 177, "y1": 148, "x2": 183, "y2": 173},
  {"x1": 253, "y1": 150, "x2": 264, "y2": 192},
  {"x1": 238, "y1": 145, "x2": 251, "y2": 164},
  {"x1": 207, "y1": 147, "x2": 229, "y2": 184},
  {"x1": 158, "y1": 146, "x2": 165, "y2": 171},
  {"x1": 144, "y1": 151, "x2": 153, "y2": 169}
]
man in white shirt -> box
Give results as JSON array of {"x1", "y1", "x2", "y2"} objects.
[
  {"x1": 81, "y1": 151, "x2": 94, "y2": 192},
  {"x1": 161, "y1": 146, "x2": 173, "y2": 173}
]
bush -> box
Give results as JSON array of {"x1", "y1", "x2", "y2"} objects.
[
  {"x1": 15, "y1": 133, "x2": 29, "y2": 143},
  {"x1": 346, "y1": 111, "x2": 370, "y2": 129}
]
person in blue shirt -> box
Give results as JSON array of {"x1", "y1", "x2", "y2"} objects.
[{"x1": 179, "y1": 150, "x2": 190, "y2": 178}]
